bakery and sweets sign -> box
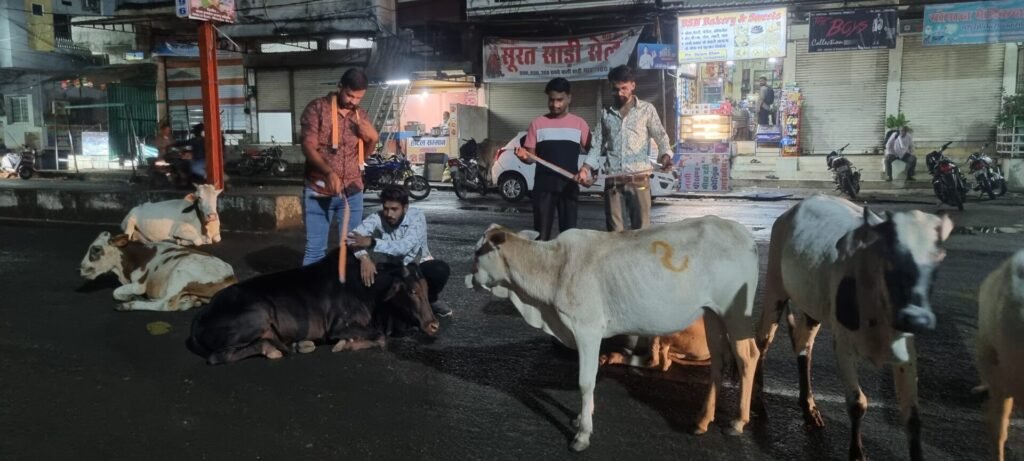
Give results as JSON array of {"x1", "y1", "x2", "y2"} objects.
[{"x1": 677, "y1": 8, "x2": 787, "y2": 64}]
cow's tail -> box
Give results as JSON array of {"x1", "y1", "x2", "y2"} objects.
[{"x1": 753, "y1": 220, "x2": 789, "y2": 409}]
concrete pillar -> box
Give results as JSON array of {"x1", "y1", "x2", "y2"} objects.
[
  {"x1": 886, "y1": 36, "x2": 904, "y2": 119},
  {"x1": 155, "y1": 57, "x2": 168, "y2": 123},
  {"x1": 1004, "y1": 43, "x2": 1019, "y2": 96},
  {"x1": 782, "y1": 24, "x2": 807, "y2": 85}
]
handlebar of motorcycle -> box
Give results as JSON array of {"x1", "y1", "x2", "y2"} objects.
[
  {"x1": 839, "y1": 143, "x2": 849, "y2": 152},
  {"x1": 941, "y1": 141, "x2": 952, "y2": 149}
]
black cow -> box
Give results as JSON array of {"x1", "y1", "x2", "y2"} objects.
[{"x1": 187, "y1": 249, "x2": 439, "y2": 365}]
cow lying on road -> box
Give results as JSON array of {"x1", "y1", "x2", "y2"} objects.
[
  {"x1": 187, "y1": 249, "x2": 439, "y2": 365},
  {"x1": 122, "y1": 183, "x2": 222, "y2": 246},
  {"x1": 79, "y1": 231, "x2": 237, "y2": 312},
  {"x1": 976, "y1": 249, "x2": 1024, "y2": 461},
  {"x1": 467, "y1": 218, "x2": 761, "y2": 451},
  {"x1": 757, "y1": 195, "x2": 952, "y2": 461}
]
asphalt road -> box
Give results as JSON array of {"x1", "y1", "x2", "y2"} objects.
[{"x1": 1, "y1": 190, "x2": 1022, "y2": 460}]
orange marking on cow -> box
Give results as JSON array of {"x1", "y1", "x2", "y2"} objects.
[{"x1": 651, "y1": 241, "x2": 690, "y2": 272}]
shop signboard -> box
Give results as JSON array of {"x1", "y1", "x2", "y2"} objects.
[
  {"x1": 808, "y1": 8, "x2": 898, "y2": 52},
  {"x1": 923, "y1": 0, "x2": 1024, "y2": 46},
  {"x1": 636, "y1": 43, "x2": 676, "y2": 70},
  {"x1": 176, "y1": 0, "x2": 236, "y2": 23},
  {"x1": 405, "y1": 136, "x2": 449, "y2": 164},
  {"x1": 674, "y1": 142, "x2": 730, "y2": 192},
  {"x1": 677, "y1": 8, "x2": 787, "y2": 64},
  {"x1": 483, "y1": 28, "x2": 641, "y2": 83}
]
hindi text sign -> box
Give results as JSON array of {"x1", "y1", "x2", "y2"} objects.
[
  {"x1": 484, "y1": 28, "x2": 641, "y2": 83},
  {"x1": 677, "y1": 8, "x2": 787, "y2": 64},
  {"x1": 923, "y1": 0, "x2": 1024, "y2": 46}
]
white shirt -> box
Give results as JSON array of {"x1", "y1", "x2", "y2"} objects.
[
  {"x1": 351, "y1": 207, "x2": 432, "y2": 265},
  {"x1": 886, "y1": 133, "x2": 913, "y2": 157}
]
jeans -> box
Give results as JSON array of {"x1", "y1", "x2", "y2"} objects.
[
  {"x1": 604, "y1": 176, "x2": 651, "y2": 232},
  {"x1": 419, "y1": 259, "x2": 450, "y2": 303},
  {"x1": 303, "y1": 187, "x2": 364, "y2": 266},
  {"x1": 885, "y1": 153, "x2": 918, "y2": 179},
  {"x1": 190, "y1": 158, "x2": 206, "y2": 179},
  {"x1": 532, "y1": 184, "x2": 579, "y2": 241}
]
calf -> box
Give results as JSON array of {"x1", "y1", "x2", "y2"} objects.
[
  {"x1": 187, "y1": 249, "x2": 439, "y2": 365},
  {"x1": 122, "y1": 183, "x2": 222, "y2": 246},
  {"x1": 600, "y1": 319, "x2": 711, "y2": 371},
  {"x1": 757, "y1": 195, "x2": 952, "y2": 461},
  {"x1": 467, "y1": 218, "x2": 761, "y2": 451},
  {"x1": 79, "y1": 231, "x2": 237, "y2": 312},
  {"x1": 976, "y1": 250, "x2": 1024, "y2": 461}
]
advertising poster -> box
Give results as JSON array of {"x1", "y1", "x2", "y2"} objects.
[
  {"x1": 677, "y1": 8, "x2": 787, "y2": 64},
  {"x1": 176, "y1": 0, "x2": 236, "y2": 23},
  {"x1": 674, "y1": 142, "x2": 730, "y2": 192},
  {"x1": 923, "y1": 0, "x2": 1024, "y2": 45},
  {"x1": 483, "y1": 28, "x2": 641, "y2": 83},
  {"x1": 809, "y1": 8, "x2": 898, "y2": 52},
  {"x1": 636, "y1": 43, "x2": 677, "y2": 70},
  {"x1": 81, "y1": 132, "x2": 110, "y2": 157}
]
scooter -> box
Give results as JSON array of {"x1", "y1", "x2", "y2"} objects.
[
  {"x1": 925, "y1": 141, "x2": 969, "y2": 211},
  {"x1": 965, "y1": 143, "x2": 1007, "y2": 200},
  {"x1": 825, "y1": 143, "x2": 860, "y2": 199},
  {"x1": 450, "y1": 138, "x2": 489, "y2": 199},
  {"x1": 0, "y1": 147, "x2": 36, "y2": 180}
]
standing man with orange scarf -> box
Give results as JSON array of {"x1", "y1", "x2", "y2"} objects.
[{"x1": 300, "y1": 68, "x2": 378, "y2": 266}]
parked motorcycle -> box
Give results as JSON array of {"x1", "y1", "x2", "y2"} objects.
[
  {"x1": 925, "y1": 141, "x2": 969, "y2": 211},
  {"x1": 825, "y1": 143, "x2": 860, "y2": 199},
  {"x1": 0, "y1": 147, "x2": 36, "y2": 180},
  {"x1": 363, "y1": 152, "x2": 430, "y2": 200},
  {"x1": 148, "y1": 146, "x2": 205, "y2": 189},
  {"x1": 238, "y1": 144, "x2": 288, "y2": 177},
  {"x1": 450, "y1": 138, "x2": 490, "y2": 199},
  {"x1": 965, "y1": 143, "x2": 1007, "y2": 200}
]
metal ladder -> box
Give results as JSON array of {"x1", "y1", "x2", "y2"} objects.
[{"x1": 369, "y1": 82, "x2": 411, "y2": 156}]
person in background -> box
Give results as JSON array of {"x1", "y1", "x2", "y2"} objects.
[
  {"x1": 576, "y1": 65, "x2": 672, "y2": 232},
  {"x1": 348, "y1": 185, "x2": 452, "y2": 318},
  {"x1": 757, "y1": 77, "x2": 775, "y2": 127},
  {"x1": 515, "y1": 77, "x2": 591, "y2": 241},
  {"x1": 300, "y1": 68, "x2": 379, "y2": 266},
  {"x1": 186, "y1": 123, "x2": 207, "y2": 181},
  {"x1": 884, "y1": 126, "x2": 917, "y2": 181}
]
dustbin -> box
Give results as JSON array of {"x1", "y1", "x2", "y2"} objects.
[{"x1": 423, "y1": 152, "x2": 447, "y2": 182}]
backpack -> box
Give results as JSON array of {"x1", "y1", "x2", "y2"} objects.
[{"x1": 884, "y1": 129, "x2": 899, "y2": 146}]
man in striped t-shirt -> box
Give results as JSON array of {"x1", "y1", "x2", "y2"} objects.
[{"x1": 515, "y1": 78, "x2": 591, "y2": 241}]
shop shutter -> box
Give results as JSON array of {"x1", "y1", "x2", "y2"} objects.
[
  {"x1": 899, "y1": 36, "x2": 1004, "y2": 144},
  {"x1": 165, "y1": 54, "x2": 246, "y2": 133},
  {"x1": 486, "y1": 81, "x2": 602, "y2": 146},
  {"x1": 487, "y1": 82, "x2": 549, "y2": 144},
  {"x1": 256, "y1": 70, "x2": 290, "y2": 112},
  {"x1": 291, "y1": 66, "x2": 360, "y2": 134},
  {"x1": 795, "y1": 40, "x2": 889, "y2": 155}
]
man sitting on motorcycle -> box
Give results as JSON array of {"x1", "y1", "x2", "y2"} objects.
[{"x1": 884, "y1": 126, "x2": 917, "y2": 181}]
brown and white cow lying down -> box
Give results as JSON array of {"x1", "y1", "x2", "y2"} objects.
[
  {"x1": 467, "y1": 218, "x2": 761, "y2": 451},
  {"x1": 79, "y1": 232, "x2": 237, "y2": 312},
  {"x1": 599, "y1": 319, "x2": 711, "y2": 372},
  {"x1": 757, "y1": 195, "x2": 952, "y2": 461},
  {"x1": 121, "y1": 184, "x2": 222, "y2": 246},
  {"x1": 187, "y1": 249, "x2": 439, "y2": 365},
  {"x1": 976, "y1": 250, "x2": 1024, "y2": 461}
]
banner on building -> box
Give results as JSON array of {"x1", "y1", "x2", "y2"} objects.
[
  {"x1": 483, "y1": 28, "x2": 642, "y2": 83},
  {"x1": 677, "y1": 8, "x2": 787, "y2": 64},
  {"x1": 176, "y1": 0, "x2": 236, "y2": 23},
  {"x1": 923, "y1": 0, "x2": 1024, "y2": 45},
  {"x1": 809, "y1": 8, "x2": 898, "y2": 52},
  {"x1": 636, "y1": 43, "x2": 677, "y2": 70}
]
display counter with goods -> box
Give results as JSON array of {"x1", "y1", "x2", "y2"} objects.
[{"x1": 780, "y1": 85, "x2": 802, "y2": 156}]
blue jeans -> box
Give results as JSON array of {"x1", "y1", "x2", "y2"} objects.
[
  {"x1": 302, "y1": 187, "x2": 364, "y2": 266},
  {"x1": 190, "y1": 158, "x2": 206, "y2": 178}
]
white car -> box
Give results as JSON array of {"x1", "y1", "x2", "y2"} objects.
[{"x1": 489, "y1": 131, "x2": 679, "y2": 203}]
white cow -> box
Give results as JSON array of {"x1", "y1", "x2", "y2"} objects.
[
  {"x1": 757, "y1": 195, "x2": 952, "y2": 461},
  {"x1": 467, "y1": 217, "x2": 761, "y2": 451},
  {"x1": 976, "y1": 250, "x2": 1024, "y2": 461},
  {"x1": 79, "y1": 231, "x2": 237, "y2": 311},
  {"x1": 121, "y1": 184, "x2": 222, "y2": 246}
]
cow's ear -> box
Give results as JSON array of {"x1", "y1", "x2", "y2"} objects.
[
  {"x1": 936, "y1": 212, "x2": 954, "y2": 242},
  {"x1": 835, "y1": 224, "x2": 879, "y2": 258},
  {"x1": 517, "y1": 230, "x2": 540, "y2": 240},
  {"x1": 184, "y1": 193, "x2": 196, "y2": 202},
  {"x1": 109, "y1": 234, "x2": 130, "y2": 247},
  {"x1": 485, "y1": 223, "x2": 502, "y2": 233}
]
